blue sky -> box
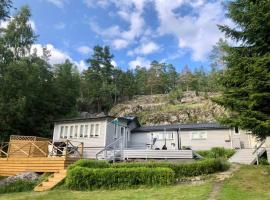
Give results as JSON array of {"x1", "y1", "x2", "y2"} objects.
[{"x1": 12, "y1": 0, "x2": 230, "y2": 72}]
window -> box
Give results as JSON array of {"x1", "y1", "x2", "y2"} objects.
[
  {"x1": 234, "y1": 127, "x2": 239, "y2": 134},
  {"x1": 191, "y1": 132, "x2": 207, "y2": 140},
  {"x1": 74, "y1": 125, "x2": 78, "y2": 138},
  {"x1": 120, "y1": 127, "x2": 124, "y2": 137},
  {"x1": 84, "y1": 125, "x2": 89, "y2": 138},
  {"x1": 80, "y1": 125, "x2": 84, "y2": 138},
  {"x1": 90, "y1": 124, "x2": 94, "y2": 137},
  {"x1": 60, "y1": 126, "x2": 64, "y2": 138},
  {"x1": 95, "y1": 124, "x2": 100, "y2": 136},
  {"x1": 166, "y1": 132, "x2": 174, "y2": 140},
  {"x1": 69, "y1": 126, "x2": 73, "y2": 138},
  {"x1": 64, "y1": 126, "x2": 68, "y2": 138}
]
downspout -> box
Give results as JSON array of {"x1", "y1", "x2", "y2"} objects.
[{"x1": 177, "y1": 128, "x2": 181, "y2": 150}]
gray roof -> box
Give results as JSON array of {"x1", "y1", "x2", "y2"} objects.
[
  {"x1": 54, "y1": 115, "x2": 128, "y2": 123},
  {"x1": 131, "y1": 123, "x2": 229, "y2": 133}
]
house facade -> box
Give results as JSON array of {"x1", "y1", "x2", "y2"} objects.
[{"x1": 52, "y1": 115, "x2": 258, "y2": 159}]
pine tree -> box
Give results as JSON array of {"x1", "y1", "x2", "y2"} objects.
[{"x1": 214, "y1": 0, "x2": 270, "y2": 139}]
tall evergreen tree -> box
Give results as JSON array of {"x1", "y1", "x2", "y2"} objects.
[{"x1": 214, "y1": 0, "x2": 270, "y2": 139}]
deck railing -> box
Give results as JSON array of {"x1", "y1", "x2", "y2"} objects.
[{"x1": 0, "y1": 139, "x2": 84, "y2": 158}]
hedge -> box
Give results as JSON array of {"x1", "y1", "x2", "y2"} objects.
[
  {"x1": 113, "y1": 158, "x2": 229, "y2": 178},
  {"x1": 196, "y1": 147, "x2": 235, "y2": 159},
  {"x1": 0, "y1": 180, "x2": 36, "y2": 194},
  {"x1": 66, "y1": 167, "x2": 174, "y2": 190},
  {"x1": 68, "y1": 159, "x2": 109, "y2": 170},
  {"x1": 70, "y1": 158, "x2": 229, "y2": 179}
]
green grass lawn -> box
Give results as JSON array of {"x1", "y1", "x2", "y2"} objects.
[
  {"x1": 218, "y1": 165, "x2": 270, "y2": 200},
  {"x1": 1, "y1": 165, "x2": 270, "y2": 200},
  {"x1": 0, "y1": 183, "x2": 212, "y2": 200}
]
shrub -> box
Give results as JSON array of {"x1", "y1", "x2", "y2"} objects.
[
  {"x1": 259, "y1": 157, "x2": 269, "y2": 165},
  {"x1": 111, "y1": 158, "x2": 229, "y2": 178},
  {"x1": 196, "y1": 147, "x2": 235, "y2": 159},
  {"x1": 66, "y1": 167, "x2": 174, "y2": 190},
  {"x1": 0, "y1": 179, "x2": 35, "y2": 194},
  {"x1": 68, "y1": 159, "x2": 109, "y2": 170}
]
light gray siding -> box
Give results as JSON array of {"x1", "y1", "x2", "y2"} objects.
[{"x1": 129, "y1": 131, "x2": 179, "y2": 150}]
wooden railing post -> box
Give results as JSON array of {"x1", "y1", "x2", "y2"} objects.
[{"x1": 80, "y1": 142, "x2": 84, "y2": 158}]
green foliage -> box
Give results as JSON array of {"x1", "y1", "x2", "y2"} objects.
[
  {"x1": 0, "y1": 179, "x2": 35, "y2": 194},
  {"x1": 68, "y1": 159, "x2": 109, "y2": 170},
  {"x1": 168, "y1": 87, "x2": 184, "y2": 103},
  {"x1": 214, "y1": 0, "x2": 270, "y2": 139},
  {"x1": 197, "y1": 147, "x2": 235, "y2": 159},
  {"x1": 66, "y1": 167, "x2": 174, "y2": 190},
  {"x1": 259, "y1": 157, "x2": 269, "y2": 165},
  {"x1": 70, "y1": 158, "x2": 229, "y2": 180},
  {"x1": 112, "y1": 158, "x2": 229, "y2": 178}
]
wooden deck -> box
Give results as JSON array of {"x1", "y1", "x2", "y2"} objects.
[
  {"x1": 0, "y1": 135, "x2": 83, "y2": 176},
  {"x1": 0, "y1": 157, "x2": 78, "y2": 176}
]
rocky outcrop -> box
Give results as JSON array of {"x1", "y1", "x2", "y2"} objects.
[
  {"x1": 0, "y1": 172, "x2": 39, "y2": 187},
  {"x1": 109, "y1": 91, "x2": 227, "y2": 125}
]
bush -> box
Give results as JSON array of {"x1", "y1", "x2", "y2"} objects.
[
  {"x1": 66, "y1": 167, "x2": 174, "y2": 190},
  {"x1": 68, "y1": 159, "x2": 109, "y2": 170},
  {"x1": 111, "y1": 158, "x2": 230, "y2": 178},
  {"x1": 196, "y1": 147, "x2": 235, "y2": 159},
  {"x1": 259, "y1": 157, "x2": 269, "y2": 165},
  {"x1": 0, "y1": 179, "x2": 35, "y2": 194}
]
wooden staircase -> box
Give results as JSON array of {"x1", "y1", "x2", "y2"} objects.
[
  {"x1": 34, "y1": 169, "x2": 67, "y2": 192},
  {"x1": 229, "y1": 148, "x2": 266, "y2": 164}
]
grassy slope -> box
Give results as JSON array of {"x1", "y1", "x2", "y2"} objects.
[
  {"x1": 0, "y1": 184, "x2": 212, "y2": 200},
  {"x1": 218, "y1": 165, "x2": 270, "y2": 200}
]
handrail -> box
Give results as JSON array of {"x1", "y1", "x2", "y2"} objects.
[
  {"x1": 252, "y1": 140, "x2": 265, "y2": 154},
  {"x1": 96, "y1": 137, "x2": 123, "y2": 160}
]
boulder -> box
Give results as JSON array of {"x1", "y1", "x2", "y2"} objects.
[{"x1": 0, "y1": 172, "x2": 39, "y2": 187}]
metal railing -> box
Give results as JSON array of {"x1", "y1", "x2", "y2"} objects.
[{"x1": 96, "y1": 137, "x2": 124, "y2": 162}]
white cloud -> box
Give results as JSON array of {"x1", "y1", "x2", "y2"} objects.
[
  {"x1": 112, "y1": 39, "x2": 129, "y2": 49},
  {"x1": 128, "y1": 41, "x2": 160, "y2": 56},
  {"x1": 54, "y1": 22, "x2": 66, "y2": 30},
  {"x1": 88, "y1": 0, "x2": 147, "y2": 50},
  {"x1": 84, "y1": 0, "x2": 110, "y2": 8},
  {"x1": 111, "y1": 59, "x2": 117, "y2": 67},
  {"x1": 155, "y1": 0, "x2": 228, "y2": 61},
  {"x1": 128, "y1": 56, "x2": 150, "y2": 69},
  {"x1": 46, "y1": 0, "x2": 69, "y2": 8},
  {"x1": 76, "y1": 45, "x2": 92, "y2": 55},
  {"x1": 31, "y1": 44, "x2": 88, "y2": 72}
]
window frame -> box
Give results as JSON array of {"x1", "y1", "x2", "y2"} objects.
[{"x1": 191, "y1": 131, "x2": 207, "y2": 140}]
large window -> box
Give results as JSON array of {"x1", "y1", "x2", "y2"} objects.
[
  {"x1": 64, "y1": 126, "x2": 68, "y2": 138},
  {"x1": 95, "y1": 124, "x2": 100, "y2": 136},
  {"x1": 74, "y1": 125, "x2": 78, "y2": 138},
  {"x1": 60, "y1": 126, "x2": 64, "y2": 138},
  {"x1": 80, "y1": 125, "x2": 84, "y2": 138},
  {"x1": 84, "y1": 125, "x2": 89, "y2": 138},
  {"x1": 59, "y1": 123, "x2": 100, "y2": 139},
  {"x1": 191, "y1": 132, "x2": 207, "y2": 140},
  {"x1": 69, "y1": 126, "x2": 74, "y2": 138},
  {"x1": 90, "y1": 124, "x2": 95, "y2": 137}
]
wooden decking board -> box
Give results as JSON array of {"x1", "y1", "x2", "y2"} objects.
[{"x1": 0, "y1": 157, "x2": 78, "y2": 176}]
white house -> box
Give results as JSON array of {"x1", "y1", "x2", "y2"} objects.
[{"x1": 52, "y1": 115, "x2": 260, "y2": 162}]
